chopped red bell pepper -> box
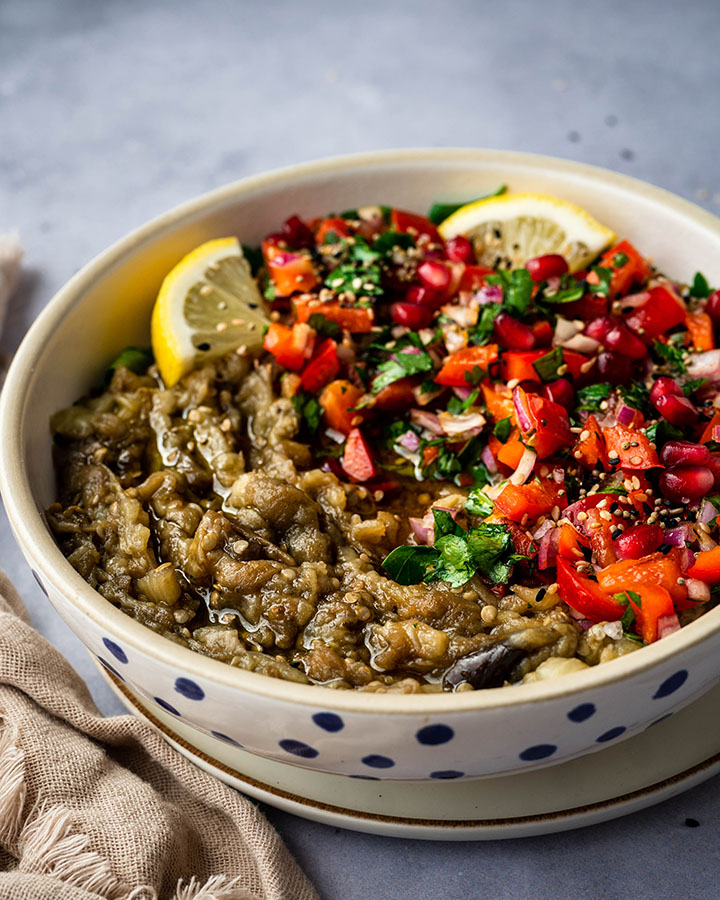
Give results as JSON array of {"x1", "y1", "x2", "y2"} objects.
[
  {"x1": 596, "y1": 550, "x2": 687, "y2": 605},
  {"x1": 572, "y1": 414, "x2": 607, "y2": 470},
  {"x1": 557, "y1": 524, "x2": 589, "y2": 561},
  {"x1": 435, "y1": 345, "x2": 499, "y2": 386},
  {"x1": 314, "y1": 217, "x2": 352, "y2": 245},
  {"x1": 489, "y1": 429, "x2": 527, "y2": 469},
  {"x1": 556, "y1": 557, "x2": 626, "y2": 621},
  {"x1": 603, "y1": 425, "x2": 660, "y2": 469},
  {"x1": 513, "y1": 387, "x2": 574, "y2": 459},
  {"x1": 373, "y1": 377, "x2": 419, "y2": 412},
  {"x1": 531, "y1": 320, "x2": 554, "y2": 347},
  {"x1": 701, "y1": 411, "x2": 720, "y2": 444},
  {"x1": 583, "y1": 507, "x2": 618, "y2": 567},
  {"x1": 494, "y1": 479, "x2": 566, "y2": 523},
  {"x1": 500, "y1": 349, "x2": 589, "y2": 383},
  {"x1": 685, "y1": 311, "x2": 715, "y2": 352},
  {"x1": 390, "y1": 209, "x2": 442, "y2": 244},
  {"x1": 319, "y1": 379, "x2": 365, "y2": 434},
  {"x1": 263, "y1": 322, "x2": 315, "y2": 371},
  {"x1": 300, "y1": 339, "x2": 340, "y2": 393},
  {"x1": 481, "y1": 381, "x2": 516, "y2": 423},
  {"x1": 293, "y1": 296, "x2": 375, "y2": 333},
  {"x1": 263, "y1": 241, "x2": 319, "y2": 296},
  {"x1": 687, "y1": 546, "x2": 720, "y2": 584},
  {"x1": 342, "y1": 427, "x2": 377, "y2": 482},
  {"x1": 458, "y1": 265, "x2": 495, "y2": 292},
  {"x1": 620, "y1": 585, "x2": 674, "y2": 643},
  {"x1": 624, "y1": 285, "x2": 686, "y2": 340},
  {"x1": 587, "y1": 240, "x2": 651, "y2": 298}
]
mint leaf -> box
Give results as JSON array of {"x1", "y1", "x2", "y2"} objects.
[
  {"x1": 372, "y1": 348, "x2": 434, "y2": 393},
  {"x1": 576, "y1": 382, "x2": 612, "y2": 411},
  {"x1": 532, "y1": 347, "x2": 564, "y2": 383},
  {"x1": 493, "y1": 416, "x2": 513, "y2": 443},
  {"x1": 382, "y1": 545, "x2": 438, "y2": 585},
  {"x1": 690, "y1": 272, "x2": 711, "y2": 298}
]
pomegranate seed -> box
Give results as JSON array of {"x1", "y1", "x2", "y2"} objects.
[
  {"x1": 390, "y1": 302, "x2": 433, "y2": 329},
  {"x1": 659, "y1": 465, "x2": 714, "y2": 503},
  {"x1": 660, "y1": 441, "x2": 710, "y2": 467},
  {"x1": 614, "y1": 524, "x2": 664, "y2": 560},
  {"x1": 406, "y1": 284, "x2": 441, "y2": 309},
  {"x1": 596, "y1": 351, "x2": 633, "y2": 385},
  {"x1": 705, "y1": 289, "x2": 720, "y2": 325},
  {"x1": 417, "y1": 260, "x2": 451, "y2": 292},
  {"x1": 281, "y1": 214, "x2": 314, "y2": 248},
  {"x1": 445, "y1": 235, "x2": 475, "y2": 264},
  {"x1": 654, "y1": 393, "x2": 698, "y2": 427},
  {"x1": 525, "y1": 254, "x2": 569, "y2": 282},
  {"x1": 541, "y1": 378, "x2": 574, "y2": 408},
  {"x1": 264, "y1": 232, "x2": 286, "y2": 247},
  {"x1": 604, "y1": 323, "x2": 648, "y2": 359},
  {"x1": 585, "y1": 315, "x2": 616, "y2": 342},
  {"x1": 493, "y1": 312, "x2": 535, "y2": 350},
  {"x1": 705, "y1": 454, "x2": 720, "y2": 489},
  {"x1": 649, "y1": 376, "x2": 683, "y2": 406}
]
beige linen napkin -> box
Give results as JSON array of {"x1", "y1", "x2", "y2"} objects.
[{"x1": 0, "y1": 571, "x2": 319, "y2": 900}]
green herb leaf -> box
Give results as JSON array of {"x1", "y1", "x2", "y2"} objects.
[
  {"x1": 690, "y1": 272, "x2": 711, "y2": 298},
  {"x1": 382, "y1": 545, "x2": 438, "y2": 585},
  {"x1": 291, "y1": 392, "x2": 322, "y2": 433},
  {"x1": 105, "y1": 346, "x2": 154, "y2": 384},
  {"x1": 644, "y1": 419, "x2": 684, "y2": 448},
  {"x1": 588, "y1": 266, "x2": 613, "y2": 297},
  {"x1": 493, "y1": 416, "x2": 513, "y2": 443},
  {"x1": 463, "y1": 365, "x2": 487, "y2": 386},
  {"x1": 433, "y1": 534, "x2": 477, "y2": 587},
  {"x1": 306, "y1": 313, "x2": 341, "y2": 338},
  {"x1": 504, "y1": 269, "x2": 534, "y2": 317},
  {"x1": 683, "y1": 377, "x2": 708, "y2": 396},
  {"x1": 263, "y1": 280, "x2": 276, "y2": 301},
  {"x1": 597, "y1": 482, "x2": 628, "y2": 495},
  {"x1": 372, "y1": 348, "x2": 434, "y2": 393},
  {"x1": 373, "y1": 231, "x2": 415, "y2": 255},
  {"x1": 618, "y1": 381, "x2": 650, "y2": 414},
  {"x1": 576, "y1": 382, "x2": 612, "y2": 411},
  {"x1": 532, "y1": 347, "x2": 564, "y2": 383},
  {"x1": 432, "y1": 508, "x2": 463, "y2": 539},
  {"x1": 539, "y1": 273, "x2": 584, "y2": 304},
  {"x1": 465, "y1": 489, "x2": 494, "y2": 517},
  {"x1": 468, "y1": 303, "x2": 502, "y2": 346},
  {"x1": 325, "y1": 236, "x2": 383, "y2": 297},
  {"x1": 612, "y1": 252, "x2": 629, "y2": 267},
  {"x1": 427, "y1": 185, "x2": 507, "y2": 226},
  {"x1": 465, "y1": 523, "x2": 523, "y2": 584},
  {"x1": 241, "y1": 244, "x2": 264, "y2": 275},
  {"x1": 653, "y1": 339, "x2": 687, "y2": 374}
]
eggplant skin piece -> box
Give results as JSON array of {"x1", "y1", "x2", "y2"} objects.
[{"x1": 443, "y1": 643, "x2": 527, "y2": 690}]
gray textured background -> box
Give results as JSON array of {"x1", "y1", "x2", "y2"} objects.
[{"x1": 2, "y1": 0, "x2": 720, "y2": 897}]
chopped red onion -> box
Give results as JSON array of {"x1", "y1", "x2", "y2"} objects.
[
  {"x1": 481, "y1": 445, "x2": 498, "y2": 475},
  {"x1": 687, "y1": 349, "x2": 720, "y2": 381},
  {"x1": 513, "y1": 385, "x2": 533, "y2": 431},
  {"x1": 398, "y1": 430, "x2": 421, "y2": 452},
  {"x1": 475, "y1": 284, "x2": 503, "y2": 305},
  {"x1": 453, "y1": 386, "x2": 473, "y2": 401},
  {"x1": 509, "y1": 447, "x2": 537, "y2": 485},
  {"x1": 679, "y1": 547, "x2": 695, "y2": 573},
  {"x1": 533, "y1": 519, "x2": 556, "y2": 540},
  {"x1": 551, "y1": 466, "x2": 565, "y2": 484},
  {"x1": 537, "y1": 528, "x2": 560, "y2": 570},
  {"x1": 697, "y1": 499, "x2": 717, "y2": 525},
  {"x1": 657, "y1": 613, "x2": 682, "y2": 640},
  {"x1": 620, "y1": 289, "x2": 650, "y2": 310},
  {"x1": 410, "y1": 409, "x2": 444, "y2": 435},
  {"x1": 438, "y1": 410, "x2": 486, "y2": 436},
  {"x1": 664, "y1": 524, "x2": 697, "y2": 548},
  {"x1": 687, "y1": 578, "x2": 711, "y2": 603},
  {"x1": 616, "y1": 403, "x2": 637, "y2": 426},
  {"x1": 409, "y1": 516, "x2": 433, "y2": 545},
  {"x1": 561, "y1": 333, "x2": 601, "y2": 354}
]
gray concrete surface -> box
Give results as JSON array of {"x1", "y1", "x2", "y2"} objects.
[{"x1": 2, "y1": 0, "x2": 720, "y2": 897}]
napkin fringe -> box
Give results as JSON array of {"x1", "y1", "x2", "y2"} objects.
[{"x1": 0, "y1": 724, "x2": 26, "y2": 848}]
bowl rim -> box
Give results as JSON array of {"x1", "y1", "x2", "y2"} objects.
[{"x1": 3, "y1": 146, "x2": 720, "y2": 715}]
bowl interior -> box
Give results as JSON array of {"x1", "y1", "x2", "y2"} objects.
[{"x1": 6, "y1": 148, "x2": 720, "y2": 711}]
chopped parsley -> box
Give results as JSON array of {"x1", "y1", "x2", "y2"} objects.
[
  {"x1": 618, "y1": 381, "x2": 650, "y2": 414},
  {"x1": 306, "y1": 313, "x2": 341, "y2": 338},
  {"x1": 612, "y1": 252, "x2": 629, "y2": 267},
  {"x1": 325, "y1": 236, "x2": 383, "y2": 297},
  {"x1": 373, "y1": 230, "x2": 415, "y2": 255},
  {"x1": 653, "y1": 338, "x2": 687, "y2": 374},
  {"x1": 493, "y1": 416, "x2": 513, "y2": 443},
  {"x1": 683, "y1": 378, "x2": 708, "y2": 396},
  {"x1": 644, "y1": 418, "x2": 683, "y2": 447},
  {"x1": 576, "y1": 382, "x2": 612, "y2": 411},
  {"x1": 538, "y1": 273, "x2": 584, "y2": 304},
  {"x1": 427, "y1": 185, "x2": 507, "y2": 226},
  {"x1": 690, "y1": 271, "x2": 711, "y2": 299},
  {"x1": 371, "y1": 341, "x2": 434, "y2": 393},
  {"x1": 105, "y1": 346, "x2": 153, "y2": 384},
  {"x1": 588, "y1": 266, "x2": 613, "y2": 297},
  {"x1": 468, "y1": 303, "x2": 502, "y2": 345},
  {"x1": 532, "y1": 347, "x2": 564, "y2": 382},
  {"x1": 291, "y1": 392, "x2": 322, "y2": 434},
  {"x1": 465, "y1": 488, "x2": 494, "y2": 517},
  {"x1": 486, "y1": 268, "x2": 534, "y2": 318},
  {"x1": 382, "y1": 518, "x2": 524, "y2": 588}
]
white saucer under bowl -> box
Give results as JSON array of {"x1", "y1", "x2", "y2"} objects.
[{"x1": 99, "y1": 665, "x2": 720, "y2": 841}]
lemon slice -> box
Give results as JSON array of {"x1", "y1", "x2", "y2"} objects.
[
  {"x1": 151, "y1": 237, "x2": 269, "y2": 386},
  {"x1": 438, "y1": 193, "x2": 615, "y2": 272}
]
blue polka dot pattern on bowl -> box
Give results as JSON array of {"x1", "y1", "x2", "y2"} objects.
[
  {"x1": 211, "y1": 731, "x2": 242, "y2": 746},
  {"x1": 519, "y1": 743, "x2": 557, "y2": 761},
  {"x1": 312, "y1": 712, "x2": 344, "y2": 732},
  {"x1": 567, "y1": 702, "x2": 596, "y2": 723},
  {"x1": 279, "y1": 739, "x2": 318, "y2": 759},
  {"x1": 416, "y1": 724, "x2": 454, "y2": 745},
  {"x1": 596, "y1": 726, "x2": 626, "y2": 743},
  {"x1": 653, "y1": 670, "x2": 688, "y2": 699},
  {"x1": 350, "y1": 774, "x2": 380, "y2": 780},
  {"x1": 174, "y1": 677, "x2": 204, "y2": 701},
  {"x1": 154, "y1": 697, "x2": 180, "y2": 716},
  {"x1": 361, "y1": 754, "x2": 395, "y2": 769},
  {"x1": 430, "y1": 770, "x2": 465, "y2": 779},
  {"x1": 97, "y1": 657, "x2": 124, "y2": 682},
  {"x1": 102, "y1": 637, "x2": 128, "y2": 664}
]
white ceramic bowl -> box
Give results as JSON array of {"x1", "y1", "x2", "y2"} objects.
[{"x1": 3, "y1": 149, "x2": 720, "y2": 782}]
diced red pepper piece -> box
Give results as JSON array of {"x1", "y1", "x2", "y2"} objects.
[
  {"x1": 531, "y1": 320, "x2": 554, "y2": 347},
  {"x1": 481, "y1": 381, "x2": 516, "y2": 423},
  {"x1": 423, "y1": 444, "x2": 440, "y2": 467},
  {"x1": 584, "y1": 507, "x2": 618, "y2": 567},
  {"x1": 293, "y1": 296, "x2": 374, "y2": 333},
  {"x1": 685, "y1": 311, "x2": 715, "y2": 352},
  {"x1": 435, "y1": 345, "x2": 499, "y2": 386},
  {"x1": 373, "y1": 377, "x2": 419, "y2": 412},
  {"x1": 622, "y1": 585, "x2": 675, "y2": 644},
  {"x1": 390, "y1": 209, "x2": 442, "y2": 244},
  {"x1": 687, "y1": 546, "x2": 720, "y2": 584},
  {"x1": 263, "y1": 240, "x2": 319, "y2": 296},
  {"x1": 603, "y1": 425, "x2": 660, "y2": 469},
  {"x1": 319, "y1": 379, "x2": 365, "y2": 434},
  {"x1": 596, "y1": 550, "x2": 687, "y2": 605},
  {"x1": 572, "y1": 414, "x2": 607, "y2": 470},
  {"x1": 315, "y1": 217, "x2": 352, "y2": 245},
  {"x1": 494, "y1": 479, "x2": 566, "y2": 523},
  {"x1": 500, "y1": 349, "x2": 589, "y2": 383},
  {"x1": 624, "y1": 285, "x2": 687, "y2": 341},
  {"x1": 560, "y1": 292, "x2": 609, "y2": 322},
  {"x1": 556, "y1": 557, "x2": 626, "y2": 622},
  {"x1": 342, "y1": 427, "x2": 377, "y2": 482},
  {"x1": 458, "y1": 265, "x2": 495, "y2": 292},
  {"x1": 300, "y1": 339, "x2": 340, "y2": 393},
  {"x1": 557, "y1": 524, "x2": 589, "y2": 561},
  {"x1": 587, "y1": 240, "x2": 651, "y2": 298},
  {"x1": 488, "y1": 430, "x2": 526, "y2": 469},
  {"x1": 514, "y1": 386, "x2": 574, "y2": 459},
  {"x1": 701, "y1": 411, "x2": 720, "y2": 444},
  {"x1": 263, "y1": 322, "x2": 315, "y2": 371}
]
